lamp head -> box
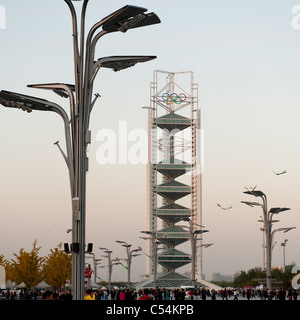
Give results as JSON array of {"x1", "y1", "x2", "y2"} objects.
[
  {"x1": 96, "y1": 55, "x2": 156, "y2": 72},
  {"x1": 0, "y1": 90, "x2": 61, "y2": 112},
  {"x1": 269, "y1": 207, "x2": 290, "y2": 214},
  {"x1": 241, "y1": 201, "x2": 262, "y2": 207},
  {"x1": 243, "y1": 190, "x2": 266, "y2": 198},
  {"x1": 101, "y1": 5, "x2": 160, "y2": 33},
  {"x1": 195, "y1": 230, "x2": 209, "y2": 235},
  {"x1": 140, "y1": 230, "x2": 152, "y2": 235},
  {"x1": 283, "y1": 227, "x2": 296, "y2": 233}
]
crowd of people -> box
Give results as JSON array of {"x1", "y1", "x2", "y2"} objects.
[
  {"x1": 1, "y1": 286, "x2": 298, "y2": 301},
  {"x1": 0, "y1": 288, "x2": 73, "y2": 300},
  {"x1": 82, "y1": 287, "x2": 299, "y2": 301}
]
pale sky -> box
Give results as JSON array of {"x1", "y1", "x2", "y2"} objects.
[{"x1": 1, "y1": 0, "x2": 300, "y2": 282}]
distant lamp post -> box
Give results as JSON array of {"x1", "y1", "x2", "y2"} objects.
[
  {"x1": 241, "y1": 189, "x2": 293, "y2": 289},
  {"x1": 180, "y1": 218, "x2": 209, "y2": 286},
  {"x1": 99, "y1": 247, "x2": 121, "y2": 289},
  {"x1": 272, "y1": 227, "x2": 295, "y2": 247},
  {"x1": 140, "y1": 231, "x2": 160, "y2": 289},
  {"x1": 116, "y1": 240, "x2": 141, "y2": 288},
  {"x1": 271, "y1": 227, "x2": 295, "y2": 256},
  {"x1": 86, "y1": 253, "x2": 102, "y2": 283}
]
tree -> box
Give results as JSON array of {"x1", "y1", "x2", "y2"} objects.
[
  {"x1": 9, "y1": 240, "x2": 44, "y2": 289},
  {"x1": 271, "y1": 265, "x2": 296, "y2": 290},
  {"x1": 0, "y1": 254, "x2": 7, "y2": 267},
  {"x1": 4, "y1": 262, "x2": 14, "y2": 282},
  {"x1": 232, "y1": 266, "x2": 296, "y2": 289},
  {"x1": 233, "y1": 267, "x2": 265, "y2": 288},
  {"x1": 42, "y1": 243, "x2": 71, "y2": 291}
]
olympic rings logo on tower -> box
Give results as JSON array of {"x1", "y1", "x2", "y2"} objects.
[{"x1": 162, "y1": 92, "x2": 186, "y2": 105}]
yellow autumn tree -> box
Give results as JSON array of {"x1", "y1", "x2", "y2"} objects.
[
  {"x1": 0, "y1": 254, "x2": 14, "y2": 280},
  {"x1": 42, "y1": 243, "x2": 71, "y2": 291},
  {"x1": 5, "y1": 263, "x2": 14, "y2": 282},
  {"x1": 0, "y1": 254, "x2": 8, "y2": 283},
  {"x1": 9, "y1": 240, "x2": 44, "y2": 289},
  {"x1": 1, "y1": 256, "x2": 14, "y2": 282},
  {"x1": 0, "y1": 254, "x2": 8, "y2": 267}
]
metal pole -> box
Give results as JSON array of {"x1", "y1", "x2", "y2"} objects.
[
  {"x1": 100, "y1": 249, "x2": 114, "y2": 289},
  {"x1": 78, "y1": 106, "x2": 86, "y2": 299},
  {"x1": 64, "y1": 0, "x2": 83, "y2": 300},
  {"x1": 253, "y1": 194, "x2": 272, "y2": 290},
  {"x1": 185, "y1": 220, "x2": 196, "y2": 286},
  {"x1": 153, "y1": 239, "x2": 157, "y2": 289},
  {"x1": 108, "y1": 255, "x2": 112, "y2": 290},
  {"x1": 127, "y1": 247, "x2": 131, "y2": 289},
  {"x1": 263, "y1": 199, "x2": 272, "y2": 290},
  {"x1": 261, "y1": 227, "x2": 266, "y2": 270},
  {"x1": 191, "y1": 228, "x2": 196, "y2": 287},
  {"x1": 265, "y1": 222, "x2": 272, "y2": 290},
  {"x1": 283, "y1": 243, "x2": 286, "y2": 271}
]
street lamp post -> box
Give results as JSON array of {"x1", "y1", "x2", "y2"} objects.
[
  {"x1": 94, "y1": 260, "x2": 103, "y2": 283},
  {"x1": 180, "y1": 218, "x2": 209, "y2": 286},
  {"x1": 99, "y1": 247, "x2": 121, "y2": 290},
  {"x1": 241, "y1": 190, "x2": 292, "y2": 289},
  {"x1": 0, "y1": 1, "x2": 160, "y2": 300},
  {"x1": 116, "y1": 241, "x2": 141, "y2": 288},
  {"x1": 140, "y1": 231, "x2": 160, "y2": 289},
  {"x1": 271, "y1": 227, "x2": 295, "y2": 271},
  {"x1": 86, "y1": 253, "x2": 102, "y2": 284}
]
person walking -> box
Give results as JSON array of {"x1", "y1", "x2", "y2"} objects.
[
  {"x1": 63, "y1": 289, "x2": 73, "y2": 300},
  {"x1": 119, "y1": 290, "x2": 126, "y2": 300},
  {"x1": 292, "y1": 289, "x2": 298, "y2": 300},
  {"x1": 201, "y1": 288, "x2": 206, "y2": 300},
  {"x1": 287, "y1": 288, "x2": 293, "y2": 301},
  {"x1": 42, "y1": 291, "x2": 53, "y2": 300},
  {"x1": 211, "y1": 289, "x2": 216, "y2": 300},
  {"x1": 164, "y1": 290, "x2": 170, "y2": 300},
  {"x1": 222, "y1": 288, "x2": 228, "y2": 300},
  {"x1": 84, "y1": 289, "x2": 95, "y2": 300},
  {"x1": 246, "y1": 289, "x2": 252, "y2": 300},
  {"x1": 125, "y1": 289, "x2": 132, "y2": 300},
  {"x1": 177, "y1": 289, "x2": 185, "y2": 300},
  {"x1": 233, "y1": 289, "x2": 239, "y2": 300},
  {"x1": 278, "y1": 288, "x2": 285, "y2": 301},
  {"x1": 138, "y1": 288, "x2": 153, "y2": 300}
]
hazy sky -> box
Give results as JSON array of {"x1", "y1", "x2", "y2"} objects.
[{"x1": 1, "y1": 0, "x2": 300, "y2": 282}]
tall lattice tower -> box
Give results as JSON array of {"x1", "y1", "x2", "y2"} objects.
[{"x1": 145, "y1": 70, "x2": 203, "y2": 287}]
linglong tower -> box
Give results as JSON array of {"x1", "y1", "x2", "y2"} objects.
[{"x1": 145, "y1": 70, "x2": 203, "y2": 287}]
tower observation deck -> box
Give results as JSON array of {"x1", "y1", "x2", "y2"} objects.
[{"x1": 144, "y1": 70, "x2": 204, "y2": 288}]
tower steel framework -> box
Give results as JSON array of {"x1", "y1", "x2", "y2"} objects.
[{"x1": 145, "y1": 70, "x2": 203, "y2": 287}]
